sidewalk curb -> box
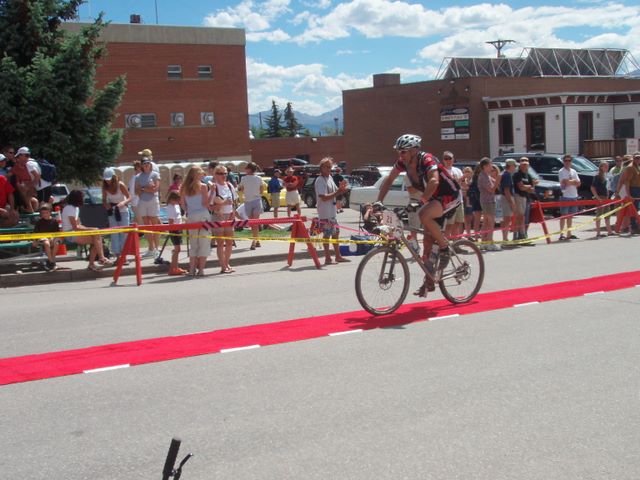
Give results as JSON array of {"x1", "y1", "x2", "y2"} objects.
[{"x1": 0, "y1": 251, "x2": 314, "y2": 288}]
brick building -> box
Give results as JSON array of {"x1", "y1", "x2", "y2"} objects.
[
  {"x1": 343, "y1": 49, "x2": 640, "y2": 168},
  {"x1": 64, "y1": 23, "x2": 251, "y2": 165}
]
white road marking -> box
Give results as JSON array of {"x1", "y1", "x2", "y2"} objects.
[
  {"x1": 220, "y1": 345, "x2": 261, "y2": 353},
  {"x1": 83, "y1": 364, "x2": 130, "y2": 374},
  {"x1": 584, "y1": 291, "x2": 605, "y2": 296},
  {"x1": 329, "y1": 329, "x2": 363, "y2": 336},
  {"x1": 429, "y1": 314, "x2": 460, "y2": 321},
  {"x1": 514, "y1": 301, "x2": 540, "y2": 308}
]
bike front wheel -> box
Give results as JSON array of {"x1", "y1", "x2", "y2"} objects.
[
  {"x1": 438, "y1": 238, "x2": 484, "y2": 304},
  {"x1": 355, "y1": 246, "x2": 410, "y2": 315}
]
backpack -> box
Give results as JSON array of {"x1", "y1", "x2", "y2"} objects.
[{"x1": 37, "y1": 159, "x2": 57, "y2": 183}]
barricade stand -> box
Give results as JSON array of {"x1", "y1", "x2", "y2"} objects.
[
  {"x1": 113, "y1": 224, "x2": 142, "y2": 286},
  {"x1": 288, "y1": 218, "x2": 321, "y2": 269},
  {"x1": 529, "y1": 201, "x2": 552, "y2": 245},
  {"x1": 614, "y1": 197, "x2": 640, "y2": 233}
]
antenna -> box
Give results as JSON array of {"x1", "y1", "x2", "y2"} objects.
[{"x1": 486, "y1": 40, "x2": 515, "y2": 58}]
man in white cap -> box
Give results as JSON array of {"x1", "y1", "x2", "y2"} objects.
[{"x1": 9, "y1": 147, "x2": 39, "y2": 213}]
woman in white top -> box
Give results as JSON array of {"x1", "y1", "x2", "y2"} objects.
[
  {"x1": 101, "y1": 167, "x2": 131, "y2": 257},
  {"x1": 210, "y1": 165, "x2": 237, "y2": 273},
  {"x1": 62, "y1": 190, "x2": 112, "y2": 271}
]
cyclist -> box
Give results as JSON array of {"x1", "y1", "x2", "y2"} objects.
[{"x1": 376, "y1": 134, "x2": 462, "y2": 294}]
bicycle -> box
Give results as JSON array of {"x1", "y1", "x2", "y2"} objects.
[{"x1": 355, "y1": 205, "x2": 484, "y2": 315}]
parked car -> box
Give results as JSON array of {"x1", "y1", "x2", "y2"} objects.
[
  {"x1": 50, "y1": 183, "x2": 69, "y2": 206},
  {"x1": 350, "y1": 165, "x2": 393, "y2": 186},
  {"x1": 494, "y1": 153, "x2": 597, "y2": 198},
  {"x1": 301, "y1": 174, "x2": 362, "y2": 208}
]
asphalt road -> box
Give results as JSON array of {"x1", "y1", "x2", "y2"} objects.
[{"x1": 1, "y1": 213, "x2": 639, "y2": 479}]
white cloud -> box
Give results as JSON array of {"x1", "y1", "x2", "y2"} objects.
[
  {"x1": 247, "y1": 29, "x2": 291, "y2": 42},
  {"x1": 246, "y1": 57, "x2": 371, "y2": 114},
  {"x1": 203, "y1": 0, "x2": 292, "y2": 42}
]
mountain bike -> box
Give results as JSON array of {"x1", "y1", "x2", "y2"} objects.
[{"x1": 355, "y1": 205, "x2": 484, "y2": 315}]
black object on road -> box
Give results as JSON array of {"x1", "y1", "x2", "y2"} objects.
[{"x1": 162, "y1": 437, "x2": 193, "y2": 480}]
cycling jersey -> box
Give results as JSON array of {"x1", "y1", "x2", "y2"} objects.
[{"x1": 394, "y1": 151, "x2": 461, "y2": 214}]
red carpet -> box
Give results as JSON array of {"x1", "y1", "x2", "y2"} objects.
[{"x1": 1, "y1": 270, "x2": 639, "y2": 386}]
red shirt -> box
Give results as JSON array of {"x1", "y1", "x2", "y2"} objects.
[
  {"x1": 0, "y1": 175, "x2": 15, "y2": 208},
  {"x1": 283, "y1": 175, "x2": 298, "y2": 192}
]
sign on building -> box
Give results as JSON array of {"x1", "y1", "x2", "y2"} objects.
[{"x1": 441, "y1": 107, "x2": 470, "y2": 140}]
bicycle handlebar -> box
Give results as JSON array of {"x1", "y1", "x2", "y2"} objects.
[{"x1": 162, "y1": 438, "x2": 181, "y2": 480}]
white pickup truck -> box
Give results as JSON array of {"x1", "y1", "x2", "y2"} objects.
[
  {"x1": 349, "y1": 173, "x2": 410, "y2": 211},
  {"x1": 350, "y1": 172, "x2": 505, "y2": 220}
]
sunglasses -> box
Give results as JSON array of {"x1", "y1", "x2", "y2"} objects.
[
  {"x1": 215, "y1": 172, "x2": 227, "y2": 175},
  {"x1": 443, "y1": 157, "x2": 453, "y2": 160}
]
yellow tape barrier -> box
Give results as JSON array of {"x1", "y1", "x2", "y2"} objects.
[{"x1": 1, "y1": 201, "x2": 631, "y2": 247}]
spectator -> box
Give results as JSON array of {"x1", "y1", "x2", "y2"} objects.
[
  {"x1": 209, "y1": 165, "x2": 237, "y2": 274},
  {"x1": 61, "y1": 190, "x2": 111, "y2": 271},
  {"x1": 169, "y1": 174, "x2": 183, "y2": 193},
  {"x1": 591, "y1": 161, "x2": 613, "y2": 237},
  {"x1": 500, "y1": 159, "x2": 517, "y2": 243},
  {"x1": 180, "y1": 166, "x2": 210, "y2": 277},
  {"x1": 9, "y1": 147, "x2": 38, "y2": 213},
  {"x1": 441, "y1": 151, "x2": 464, "y2": 238},
  {"x1": 558, "y1": 154, "x2": 581, "y2": 241},
  {"x1": 135, "y1": 157, "x2": 162, "y2": 258},
  {"x1": 468, "y1": 163, "x2": 483, "y2": 241},
  {"x1": 315, "y1": 157, "x2": 350, "y2": 265},
  {"x1": 267, "y1": 169, "x2": 283, "y2": 218},
  {"x1": 238, "y1": 162, "x2": 264, "y2": 250},
  {"x1": 461, "y1": 166, "x2": 474, "y2": 237},
  {"x1": 32, "y1": 203, "x2": 60, "y2": 271},
  {"x1": 202, "y1": 161, "x2": 219, "y2": 186},
  {"x1": 283, "y1": 167, "x2": 302, "y2": 217},
  {"x1": 477, "y1": 157, "x2": 500, "y2": 251},
  {"x1": 512, "y1": 158, "x2": 537, "y2": 242},
  {"x1": 2, "y1": 145, "x2": 15, "y2": 169},
  {"x1": 137, "y1": 148, "x2": 160, "y2": 173},
  {"x1": 362, "y1": 202, "x2": 383, "y2": 233},
  {"x1": 0, "y1": 154, "x2": 8, "y2": 176},
  {"x1": 165, "y1": 191, "x2": 187, "y2": 276},
  {"x1": 128, "y1": 160, "x2": 141, "y2": 222},
  {"x1": 609, "y1": 155, "x2": 625, "y2": 195},
  {"x1": 617, "y1": 152, "x2": 640, "y2": 234},
  {"x1": 333, "y1": 167, "x2": 345, "y2": 213},
  {"x1": 102, "y1": 167, "x2": 131, "y2": 258},
  {"x1": 0, "y1": 173, "x2": 19, "y2": 227}
]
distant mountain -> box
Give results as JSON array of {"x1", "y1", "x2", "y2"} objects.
[{"x1": 249, "y1": 106, "x2": 343, "y2": 135}]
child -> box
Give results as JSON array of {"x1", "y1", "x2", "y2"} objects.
[
  {"x1": 32, "y1": 203, "x2": 61, "y2": 271},
  {"x1": 283, "y1": 168, "x2": 301, "y2": 217},
  {"x1": 166, "y1": 191, "x2": 187, "y2": 276}
]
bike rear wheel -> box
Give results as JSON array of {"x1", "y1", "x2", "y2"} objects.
[
  {"x1": 438, "y1": 238, "x2": 484, "y2": 304},
  {"x1": 355, "y1": 246, "x2": 410, "y2": 315}
]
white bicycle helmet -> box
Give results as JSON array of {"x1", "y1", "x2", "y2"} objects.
[{"x1": 393, "y1": 134, "x2": 421, "y2": 150}]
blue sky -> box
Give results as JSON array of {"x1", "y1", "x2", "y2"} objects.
[{"x1": 77, "y1": 0, "x2": 640, "y2": 115}]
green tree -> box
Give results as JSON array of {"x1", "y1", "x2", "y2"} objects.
[
  {"x1": 0, "y1": 0, "x2": 126, "y2": 184},
  {"x1": 283, "y1": 101, "x2": 303, "y2": 137},
  {"x1": 264, "y1": 99, "x2": 284, "y2": 138}
]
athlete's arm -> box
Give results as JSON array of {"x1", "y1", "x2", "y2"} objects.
[{"x1": 421, "y1": 168, "x2": 439, "y2": 204}]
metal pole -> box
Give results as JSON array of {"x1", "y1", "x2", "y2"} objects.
[{"x1": 155, "y1": 0, "x2": 159, "y2": 24}]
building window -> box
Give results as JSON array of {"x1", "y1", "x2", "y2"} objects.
[
  {"x1": 614, "y1": 119, "x2": 635, "y2": 139},
  {"x1": 197, "y1": 65, "x2": 213, "y2": 78},
  {"x1": 201, "y1": 112, "x2": 215, "y2": 126},
  {"x1": 498, "y1": 114, "x2": 513, "y2": 146},
  {"x1": 170, "y1": 113, "x2": 185, "y2": 127},
  {"x1": 167, "y1": 65, "x2": 182, "y2": 79},
  {"x1": 125, "y1": 113, "x2": 157, "y2": 129}
]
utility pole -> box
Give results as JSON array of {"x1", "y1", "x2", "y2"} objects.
[
  {"x1": 486, "y1": 40, "x2": 515, "y2": 58},
  {"x1": 154, "y1": 0, "x2": 159, "y2": 24}
]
